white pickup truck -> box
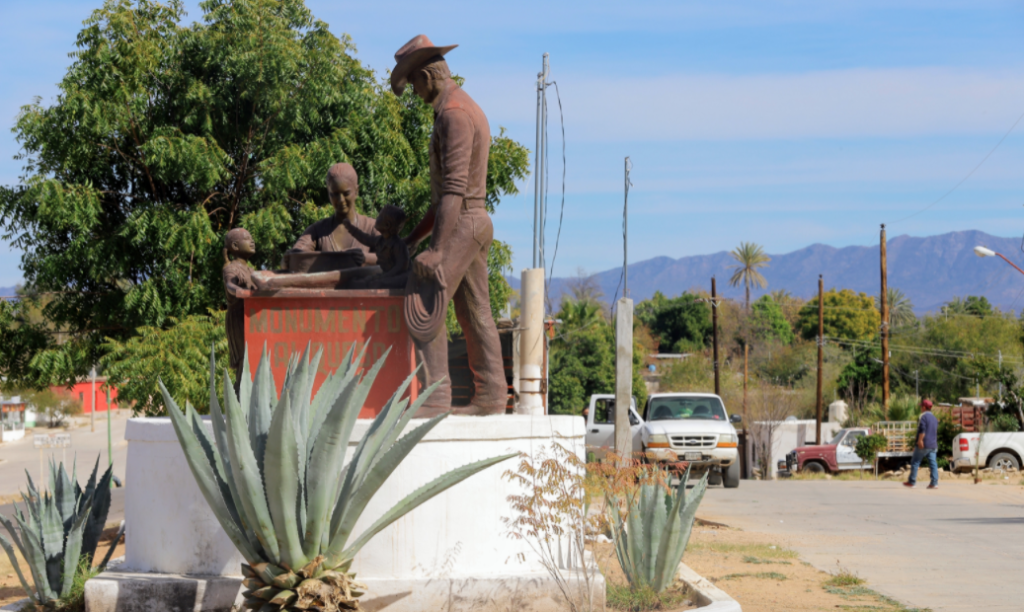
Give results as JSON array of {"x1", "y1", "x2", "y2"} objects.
[
  {"x1": 584, "y1": 392, "x2": 742, "y2": 487},
  {"x1": 950, "y1": 431, "x2": 1024, "y2": 472}
]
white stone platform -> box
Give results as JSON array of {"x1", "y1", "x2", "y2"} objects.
[{"x1": 86, "y1": 414, "x2": 602, "y2": 612}]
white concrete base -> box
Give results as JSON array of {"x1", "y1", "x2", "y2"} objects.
[
  {"x1": 91, "y1": 414, "x2": 596, "y2": 611},
  {"x1": 1, "y1": 428, "x2": 24, "y2": 443}
]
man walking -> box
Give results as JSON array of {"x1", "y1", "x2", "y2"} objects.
[{"x1": 905, "y1": 399, "x2": 940, "y2": 489}]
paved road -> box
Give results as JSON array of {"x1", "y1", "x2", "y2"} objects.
[
  {"x1": 0, "y1": 411, "x2": 129, "y2": 501},
  {"x1": 700, "y1": 479, "x2": 1024, "y2": 612}
]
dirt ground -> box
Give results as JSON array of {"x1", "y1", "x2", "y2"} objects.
[
  {"x1": 680, "y1": 521, "x2": 929, "y2": 612},
  {"x1": 0, "y1": 524, "x2": 124, "y2": 608}
]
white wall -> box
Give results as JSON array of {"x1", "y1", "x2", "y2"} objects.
[
  {"x1": 748, "y1": 419, "x2": 843, "y2": 479},
  {"x1": 124, "y1": 414, "x2": 585, "y2": 579}
]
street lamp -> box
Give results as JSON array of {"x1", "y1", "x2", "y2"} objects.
[{"x1": 974, "y1": 245, "x2": 1024, "y2": 276}]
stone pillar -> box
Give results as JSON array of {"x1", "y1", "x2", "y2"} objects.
[
  {"x1": 518, "y1": 268, "x2": 545, "y2": 415},
  {"x1": 615, "y1": 297, "x2": 634, "y2": 462}
]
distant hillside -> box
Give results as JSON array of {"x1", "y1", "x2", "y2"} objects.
[
  {"x1": 0, "y1": 286, "x2": 17, "y2": 298},
  {"x1": 513, "y1": 230, "x2": 1024, "y2": 314}
]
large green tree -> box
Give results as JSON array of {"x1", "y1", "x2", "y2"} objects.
[
  {"x1": 0, "y1": 0, "x2": 528, "y2": 394},
  {"x1": 749, "y1": 294, "x2": 794, "y2": 344},
  {"x1": 635, "y1": 291, "x2": 712, "y2": 353},
  {"x1": 797, "y1": 288, "x2": 879, "y2": 342}
]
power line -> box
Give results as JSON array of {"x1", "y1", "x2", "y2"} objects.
[
  {"x1": 546, "y1": 81, "x2": 566, "y2": 291},
  {"x1": 890, "y1": 107, "x2": 1024, "y2": 224}
]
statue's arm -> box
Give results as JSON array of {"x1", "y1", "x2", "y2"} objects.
[
  {"x1": 342, "y1": 218, "x2": 380, "y2": 250},
  {"x1": 290, "y1": 226, "x2": 317, "y2": 252},
  {"x1": 405, "y1": 207, "x2": 434, "y2": 250}
]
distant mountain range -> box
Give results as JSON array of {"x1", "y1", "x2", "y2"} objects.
[
  {"x1": 513, "y1": 230, "x2": 1024, "y2": 314},
  {"x1": 0, "y1": 286, "x2": 17, "y2": 298}
]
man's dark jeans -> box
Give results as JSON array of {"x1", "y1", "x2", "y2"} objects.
[{"x1": 909, "y1": 448, "x2": 938, "y2": 487}]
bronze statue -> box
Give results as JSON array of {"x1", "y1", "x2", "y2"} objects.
[
  {"x1": 392, "y1": 35, "x2": 507, "y2": 416},
  {"x1": 223, "y1": 227, "x2": 257, "y2": 384},
  {"x1": 344, "y1": 205, "x2": 411, "y2": 289},
  {"x1": 253, "y1": 163, "x2": 383, "y2": 291},
  {"x1": 289, "y1": 163, "x2": 379, "y2": 265}
]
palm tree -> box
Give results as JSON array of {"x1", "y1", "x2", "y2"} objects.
[
  {"x1": 875, "y1": 287, "x2": 915, "y2": 328},
  {"x1": 729, "y1": 242, "x2": 770, "y2": 311}
]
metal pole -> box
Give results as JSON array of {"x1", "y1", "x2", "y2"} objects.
[
  {"x1": 615, "y1": 297, "x2": 634, "y2": 466},
  {"x1": 106, "y1": 387, "x2": 113, "y2": 471},
  {"x1": 90, "y1": 366, "x2": 96, "y2": 433},
  {"x1": 532, "y1": 62, "x2": 543, "y2": 269},
  {"x1": 915, "y1": 371, "x2": 920, "y2": 401},
  {"x1": 712, "y1": 277, "x2": 719, "y2": 396},
  {"x1": 880, "y1": 224, "x2": 890, "y2": 420},
  {"x1": 539, "y1": 54, "x2": 549, "y2": 269},
  {"x1": 816, "y1": 274, "x2": 824, "y2": 444}
]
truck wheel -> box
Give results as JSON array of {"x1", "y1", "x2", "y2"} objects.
[
  {"x1": 803, "y1": 461, "x2": 825, "y2": 474},
  {"x1": 708, "y1": 469, "x2": 723, "y2": 486},
  {"x1": 723, "y1": 461, "x2": 740, "y2": 488},
  {"x1": 988, "y1": 452, "x2": 1020, "y2": 471}
]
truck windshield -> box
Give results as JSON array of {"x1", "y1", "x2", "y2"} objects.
[
  {"x1": 828, "y1": 431, "x2": 845, "y2": 445},
  {"x1": 647, "y1": 397, "x2": 727, "y2": 421}
]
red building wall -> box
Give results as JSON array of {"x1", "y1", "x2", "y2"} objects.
[{"x1": 54, "y1": 380, "x2": 119, "y2": 414}]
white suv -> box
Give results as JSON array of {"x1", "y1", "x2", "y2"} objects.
[{"x1": 640, "y1": 393, "x2": 742, "y2": 488}]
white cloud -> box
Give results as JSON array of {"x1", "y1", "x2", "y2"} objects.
[{"x1": 473, "y1": 67, "x2": 1024, "y2": 142}]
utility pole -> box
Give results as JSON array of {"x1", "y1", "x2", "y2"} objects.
[
  {"x1": 615, "y1": 158, "x2": 634, "y2": 465},
  {"x1": 519, "y1": 52, "x2": 549, "y2": 417},
  {"x1": 880, "y1": 224, "x2": 890, "y2": 420},
  {"x1": 999, "y1": 350, "x2": 1003, "y2": 400},
  {"x1": 816, "y1": 274, "x2": 824, "y2": 445},
  {"x1": 90, "y1": 365, "x2": 97, "y2": 433},
  {"x1": 914, "y1": 370, "x2": 920, "y2": 400},
  {"x1": 711, "y1": 277, "x2": 720, "y2": 396},
  {"x1": 743, "y1": 344, "x2": 748, "y2": 422},
  {"x1": 532, "y1": 53, "x2": 549, "y2": 268}
]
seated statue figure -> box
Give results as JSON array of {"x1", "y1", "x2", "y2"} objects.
[
  {"x1": 289, "y1": 162, "x2": 380, "y2": 264},
  {"x1": 253, "y1": 163, "x2": 382, "y2": 290},
  {"x1": 343, "y1": 205, "x2": 410, "y2": 289}
]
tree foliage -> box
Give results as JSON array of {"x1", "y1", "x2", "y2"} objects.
[
  {"x1": 797, "y1": 288, "x2": 879, "y2": 342},
  {"x1": 749, "y1": 295, "x2": 794, "y2": 344},
  {"x1": 0, "y1": 0, "x2": 529, "y2": 391},
  {"x1": 101, "y1": 310, "x2": 227, "y2": 415},
  {"x1": 635, "y1": 291, "x2": 711, "y2": 353},
  {"x1": 875, "y1": 287, "x2": 915, "y2": 328}
]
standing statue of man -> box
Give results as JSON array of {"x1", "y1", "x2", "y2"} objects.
[{"x1": 391, "y1": 35, "x2": 506, "y2": 416}]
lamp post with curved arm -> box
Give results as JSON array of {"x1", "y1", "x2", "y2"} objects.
[{"x1": 974, "y1": 246, "x2": 1024, "y2": 276}]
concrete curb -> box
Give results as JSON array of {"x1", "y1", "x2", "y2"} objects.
[
  {"x1": 0, "y1": 598, "x2": 28, "y2": 611},
  {"x1": 677, "y1": 561, "x2": 742, "y2": 612}
]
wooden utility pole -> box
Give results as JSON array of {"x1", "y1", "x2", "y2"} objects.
[
  {"x1": 880, "y1": 224, "x2": 890, "y2": 420},
  {"x1": 711, "y1": 277, "x2": 720, "y2": 396},
  {"x1": 743, "y1": 344, "x2": 748, "y2": 421},
  {"x1": 816, "y1": 274, "x2": 824, "y2": 444}
]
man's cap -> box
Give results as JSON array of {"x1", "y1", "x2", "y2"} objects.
[
  {"x1": 391, "y1": 34, "x2": 457, "y2": 96},
  {"x1": 921, "y1": 399, "x2": 933, "y2": 409}
]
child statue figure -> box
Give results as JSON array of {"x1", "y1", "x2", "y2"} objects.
[
  {"x1": 223, "y1": 227, "x2": 257, "y2": 385},
  {"x1": 342, "y1": 205, "x2": 411, "y2": 288}
]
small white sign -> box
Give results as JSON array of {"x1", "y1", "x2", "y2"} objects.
[{"x1": 33, "y1": 433, "x2": 71, "y2": 449}]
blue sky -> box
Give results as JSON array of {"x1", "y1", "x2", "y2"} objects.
[{"x1": 2, "y1": 0, "x2": 1024, "y2": 287}]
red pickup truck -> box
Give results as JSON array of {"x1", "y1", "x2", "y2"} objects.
[{"x1": 783, "y1": 424, "x2": 915, "y2": 475}]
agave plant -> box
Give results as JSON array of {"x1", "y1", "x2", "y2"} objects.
[
  {"x1": 162, "y1": 343, "x2": 515, "y2": 611},
  {"x1": 606, "y1": 465, "x2": 708, "y2": 593},
  {"x1": 0, "y1": 457, "x2": 120, "y2": 609}
]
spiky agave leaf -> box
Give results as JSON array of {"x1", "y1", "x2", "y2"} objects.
[{"x1": 167, "y1": 344, "x2": 514, "y2": 610}]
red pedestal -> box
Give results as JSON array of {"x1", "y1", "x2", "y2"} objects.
[{"x1": 242, "y1": 289, "x2": 418, "y2": 418}]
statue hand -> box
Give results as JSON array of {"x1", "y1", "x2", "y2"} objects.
[
  {"x1": 412, "y1": 250, "x2": 442, "y2": 281},
  {"x1": 346, "y1": 248, "x2": 366, "y2": 267}
]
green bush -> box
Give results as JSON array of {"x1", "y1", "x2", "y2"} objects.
[{"x1": 854, "y1": 433, "x2": 888, "y2": 466}]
